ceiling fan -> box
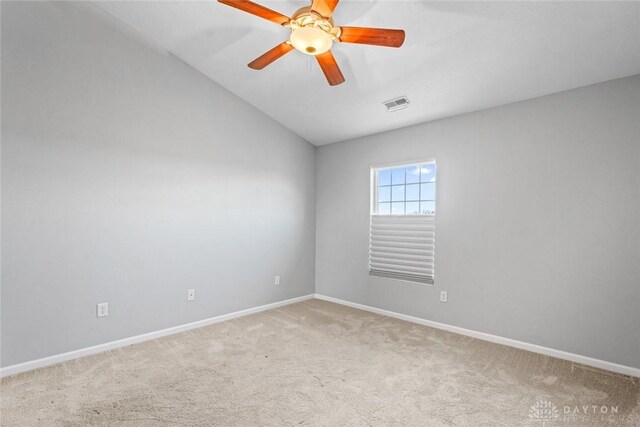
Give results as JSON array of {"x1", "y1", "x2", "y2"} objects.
[{"x1": 218, "y1": 0, "x2": 406, "y2": 86}]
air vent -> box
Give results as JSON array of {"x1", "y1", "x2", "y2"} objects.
[{"x1": 382, "y1": 96, "x2": 410, "y2": 112}]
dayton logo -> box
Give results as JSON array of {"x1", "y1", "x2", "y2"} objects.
[{"x1": 529, "y1": 400, "x2": 560, "y2": 426}]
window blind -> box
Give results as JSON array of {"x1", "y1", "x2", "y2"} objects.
[{"x1": 369, "y1": 215, "x2": 435, "y2": 285}]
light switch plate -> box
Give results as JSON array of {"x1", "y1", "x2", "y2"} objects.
[{"x1": 97, "y1": 303, "x2": 109, "y2": 317}]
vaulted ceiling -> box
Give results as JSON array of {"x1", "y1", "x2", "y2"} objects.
[{"x1": 96, "y1": 1, "x2": 640, "y2": 145}]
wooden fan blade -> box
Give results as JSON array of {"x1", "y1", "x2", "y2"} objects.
[
  {"x1": 339, "y1": 26, "x2": 405, "y2": 48},
  {"x1": 315, "y1": 51, "x2": 345, "y2": 86},
  {"x1": 218, "y1": 0, "x2": 290, "y2": 25},
  {"x1": 248, "y1": 42, "x2": 294, "y2": 70},
  {"x1": 311, "y1": 0, "x2": 339, "y2": 18}
]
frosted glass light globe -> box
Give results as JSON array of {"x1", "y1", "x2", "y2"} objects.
[{"x1": 290, "y1": 27, "x2": 333, "y2": 55}]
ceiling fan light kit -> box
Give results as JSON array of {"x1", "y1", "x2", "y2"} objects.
[
  {"x1": 218, "y1": 0, "x2": 405, "y2": 86},
  {"x1": 288, "y1": 7, "x2": 337, "y2": 55}
]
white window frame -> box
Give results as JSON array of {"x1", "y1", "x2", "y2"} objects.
[
  {"x1": 369, "y1": 159, "x2": 436, "y2": 285},
  {"x1": 370, "y1": 158, "x2": 436, "y2": 216}
]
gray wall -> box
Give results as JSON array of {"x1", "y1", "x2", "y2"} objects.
[
  {"x1": 1, "y1": 2, "x2": 316, "y2": 367},
  {"x1": 316, "y1": 75, "x2": 640, "y2": 369}
]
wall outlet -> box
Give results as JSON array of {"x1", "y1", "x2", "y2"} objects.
[
  {"x1": 440, "y1": 291, "x2": 448, "y2": 303},
  {"x1": 187, "y1": 289, "x2": 196, "y2": 301},
  {"x1": 274, "y1": 275, "x2": 280, "y2": 286},
  {"x1": 96, "y1": 303, "x2": 109, "y2": 318}
]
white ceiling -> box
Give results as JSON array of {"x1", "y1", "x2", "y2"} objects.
[{"x1": 95, "y1": 1, "x2": 640, "y2": 145}]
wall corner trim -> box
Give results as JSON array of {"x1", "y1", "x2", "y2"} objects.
[
  {"x1": 313, "y1": 294, "x2": 640, "y2": 378},
  {"x1": 0, "y1": 294, "x2": 315, "y2": 378}
]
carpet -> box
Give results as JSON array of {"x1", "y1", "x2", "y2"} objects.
[{"x1": 1, "y1": 299, "x2": 638, "y2": 426}]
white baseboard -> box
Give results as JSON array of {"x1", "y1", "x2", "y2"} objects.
[
  {"x1": 314, "y1": 294, "x2": 640, "y2": 378},
  {"x1": 4, "y1": 293, "x2": 637, "y2": 379},
  {"x1": 0, "y1": 294, "x2": 314, "y2": 378}
]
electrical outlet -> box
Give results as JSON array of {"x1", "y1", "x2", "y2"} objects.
[
  {"x1": 187, "y1": 289, "x2": 196, "y2": 301},
  {"x1": 96, "y1": 303, "x2": 109, "y2": 318},
  {"x1": 440, "y1": 291, "x2": 448, "y2": 303},
  {"x1": 274, "y1": 275, "x2": 280, "y2": 286}
]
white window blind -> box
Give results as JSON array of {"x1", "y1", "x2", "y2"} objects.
[{"x1": 369, "y1": 215, "x2": 435, "y2": 284}]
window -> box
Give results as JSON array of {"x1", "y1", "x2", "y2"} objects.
[
  {"x1": 374, "y1": 163, "x2": 436, "y2": 216},
  {"x1": 369, "y1": 161, "x2": 436, "y2": 285}
]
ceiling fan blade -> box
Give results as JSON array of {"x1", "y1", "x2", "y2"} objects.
[
  {"x1": 315, "y1": 50, "x2": 345, "y2": 86},
  {"x1": 218, "y1": 0, "x2": 290, "y2": 25},
  {"x1": 248, "y1": 42, "x2": 294, "y2": 70},
  {"x1": 339, "y1": 26, "x2": 405, "y2": 48},
  {"x1": 311, "y1": 0, "x2": 339, "y2": 19}
]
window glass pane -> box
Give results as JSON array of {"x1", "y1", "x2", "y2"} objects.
[
  {"x1": 406, "y1": 184, "x2": 419, "y2": 201},
  {"x1": 406, "y1": 165, "x2": 420, "y2": 183},
  {"x1": 391, "y1": 167, "x2": 406, "y2": 185},
  {"x1": 378, "y1": 186, "x2": 391, "y2": 202},
  {"x1": 420, "y1": 183, "x2": 436, "y2": 201},
  {"x1": 378, "y1": 169, "x2": 391, "y2": 186},
  {"x1": 420, "y1": 201, "x2": 436, "y2": 215},
  {"x1": 391, "y1": 202, "x2": 405, "y2": 215},
  {"x1": 391, "y1": 185, "x2": 405, "y2": 202},
  {"x1": 420, "y1": 164, "x2": 436, "y2": 183},
  {"x1": 374, "y1": 163, "x2": 436, "y2": 217},
  {"x1": 406, "y1": 202, "x2": 419, "y2": 215}
]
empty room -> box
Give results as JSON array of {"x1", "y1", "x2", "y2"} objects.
[{"x1": 1, "y1": 0, "x2": 639, "y2": 425}]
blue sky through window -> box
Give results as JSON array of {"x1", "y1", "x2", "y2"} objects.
[{"x1": 375, "y1": 162, "x2": 436, "y2": 215}]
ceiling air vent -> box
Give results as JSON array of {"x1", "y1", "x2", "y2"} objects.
[{"x1": 383, "y1": 96, "x2": 410, "y2": 112}]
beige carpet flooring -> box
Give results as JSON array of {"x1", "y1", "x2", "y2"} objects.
[{"x1": 1, "y1": 299, "x2": 638, "y2": 426}]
